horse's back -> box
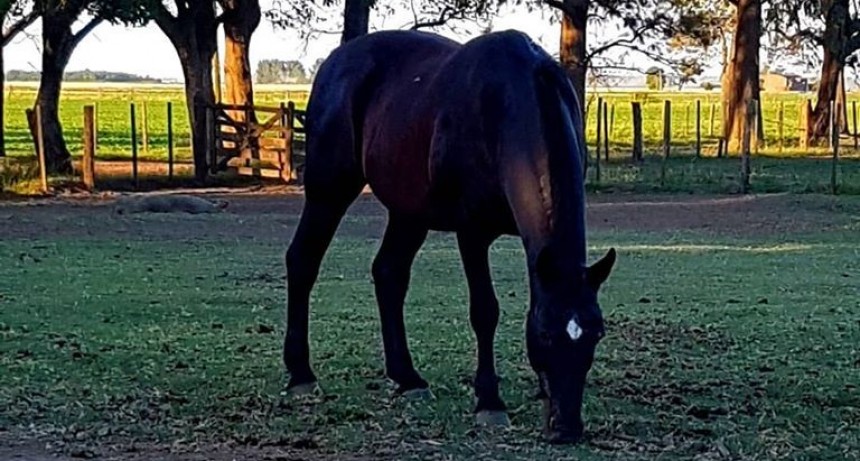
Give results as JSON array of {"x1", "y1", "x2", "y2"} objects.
[
  {"x1": 304, "y1": 30, "x2": 569, "y2": 233},
  {"x1": 303, "y1": 32, "x2": 458, "y2": 204}
]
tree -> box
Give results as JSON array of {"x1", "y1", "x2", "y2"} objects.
[
  {"x1": 149, "y1": 1, "x2": 219, "y2": 181},
  {"x1": 769, "y1": 0, "x2": 859, "y2": 144},
  {"x1": 308, "y1": 57, "x2": 326, "y2": 81},
  {"x1": 722, "y1": 0, "x2": 761, "y2": 153},
  {"x1": 26, "y1": 0, "x2": 103, "y2": 174},
  {"x1": 341, "y1": 0, "x2": 372, "y2": 43},
  {"x1": 646, "y1": 67, "x2": 665, "y2": 90},
  {"x1": 267, "y1": 0, "x2": 495, "y2": 46},
  {"x1": 255, "y1": 59, "x2": 308, "y2": 84},
  {"x1": 1, "y1": 0, "x2": 39, "y2": 158},
  {"x1": 530, "y1": 0, "x2": 717, "y2": 111},
  {"x1": 219, "y1": 0, "x2": 261, "y2": 123}
]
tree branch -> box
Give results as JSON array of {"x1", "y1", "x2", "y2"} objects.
[
  {"x1": 2, "y1": 9, "x2": 40, "y2": 47},
  {"x1": 542, "y1": 0, "x2": 576, "y2": 17},
  {"x1": 151, "y1": 2, "x2": 181, "y2": 45},
  {"x1": 586, "y1": 23, "x2": 655, "y2": 61},
  {"x1": 410, "y1": 6, "x2": 453, "y2": 29},
  {"x1": 70, "y1": 17, "x2": 103, "y2": 49}
]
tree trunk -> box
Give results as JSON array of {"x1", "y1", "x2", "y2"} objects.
[
  {"x1": 177, "y1": 47, "x2": 216, "y2": 181},
  {"x1": 28, "y1": 12, "x2": 87, "y2": 174},
  {"x1": 342, "y1": 0, "x2": 371, "y2": 44},
  {"x1": 723, "y1": 0, "x2": 761, "y2": 153},
  {"x1": 809, "y1": 0, "x2": 850, "y2": 145},
  {"x1": 559, "y1": 0, "x2": 588, "y2": 111},
  {"x1": 222, "y1": 0, "x2": 261, "y2": 124},
  {"x1": 155, "y1": 2, "x2": 218, "y2": 181}
]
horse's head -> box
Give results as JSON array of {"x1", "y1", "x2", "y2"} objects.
[{"x1": 526, "y1": 247, "x2": 616, "y2": 444}]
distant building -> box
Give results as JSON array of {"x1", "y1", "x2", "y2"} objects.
[{"x1": 762, "y1": 72, "x2": 810, "y2": 92}]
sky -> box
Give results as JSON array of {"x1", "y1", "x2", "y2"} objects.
[{"x1": 4, "y1": 1, "x2": 575, "y2": 82}]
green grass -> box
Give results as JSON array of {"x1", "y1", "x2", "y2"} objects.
[
  {"x1": 4, "y1": 85, "x2": 860, "y2": 196},
  {"x1": 2, "y1": 84, "x2": 310, "y2": 161},
  {"x1": 2, "y1": 85, "x2": 854, "y2": 161},
  {"x1": 1, "y1": 210, "x2": 858, "y2": 459}
]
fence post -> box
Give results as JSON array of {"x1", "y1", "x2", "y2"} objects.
[
  {"x1": 167, "y1": 102, "x2": 174, "y2": 182},
  {"x1": 281, "y1": 101, "x2": 296, "y2": 182},
  {"x1": 757, "y1": 99, "x2": 766, "y2": 149},
  {"x1": 142, "y1": 101, "x2": 149, "y2": 158},
  {"x1": 36, "y1": 105, "x2": 48, "y2": 193},
  {"x1": 709, "y1": 103, "x2": 716, "y2": 138},
  {"x1": 853, "y1": 100, "x2": 859, "y2": 151},
  {"x1": 832, "y1": 101, "x2": 840, "y2": 195},
  {"x1": 603, "y1": 101, "x2": 609, "y2": 161},
  {"x1": 93, "y1": 102, "x2": 99, "y2": 157},
  {"x1": 206, "y1": 105, "x2": 216, "y2": 174},
  {"x1": 661, "y1": 100, "x2": 671, "y2": 186},
  {"x1": 82, "y1": 105, "x2": 96, "y2": 191},
  {"x1": 212, "y1": 51, "x2": 222, "y2": 103},
  {"x1": 684, "y1": 103, "x2": 691, "y2": 138},
  {"x1": 741, "y1": 100, "x2": 755, "y2": 194},
  {"x1": 778, "y1": 101, "x2": 785, "y2": 154},
  {"x1": 609, "y1": 103, "x2": 616, "y2": 138},
  {"x1": 801, "y1": 100, "x2": 812, "y2": 149},
  {"x1": 829, "y1": 100, "x2": 836, "y2": 150},
  {"x1": 130, "y1": 103, "x2": 138, "y2": 190},
  {"x1": 596, "y1": 98, "x2": 606, "y2": 167},
  {"x1": 632, "y1": 102, "x2": 643, "y2": 162},
  {"x1": 595, "y1": 98, "x2": 603, "y2": 183},
  {"x1": 695, "y1": 100, "x2": 702, "y2": 158}
]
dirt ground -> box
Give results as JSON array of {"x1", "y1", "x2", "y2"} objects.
[
  {"x1": 1, "y1": 188, "x2": 856, "y2": 242},
  {"x1": 1, "y1": 190, "x2": 857, "y2": 461}
]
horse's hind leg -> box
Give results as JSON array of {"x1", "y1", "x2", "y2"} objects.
[
  {"x1": 457, "y1": 231, "x2": 509, "y2": 426},
  {"x1": 372, "y1": 214, "x2": 429, "y2": 394}
]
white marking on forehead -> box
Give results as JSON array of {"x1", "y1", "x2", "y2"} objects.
[{"x1": 567, "y1": 318, "x2": 583, "y2": 341}]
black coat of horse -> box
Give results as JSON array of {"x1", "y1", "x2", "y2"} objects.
[{"x1": 283, "y1": 29, "x2": 616, "y2": 444}]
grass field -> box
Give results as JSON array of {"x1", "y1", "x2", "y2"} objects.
[
  {"x1": 3, "y1": 84, "x2": 859, "y2": 160},
  {"x1": 1, "y1": 193, "x2": 858, "y2": 460},
  {"x1": 4, "y1": 84, "x2": 860, "y2": 196}
]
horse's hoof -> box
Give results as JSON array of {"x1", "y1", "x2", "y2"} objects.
[
  {"x1": 476, "y1": 410, "x2": 510, "y2": 427},
  {"x1": 285, "y1": 382, "x2": 320, "y2": 398},
  {"x1": 401, "y1": 388, "x2": 435, "y2": 400}
]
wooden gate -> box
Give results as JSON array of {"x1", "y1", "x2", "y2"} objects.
[{"x1": 206, "y1": 103, "x2": 305, "y2": 182}]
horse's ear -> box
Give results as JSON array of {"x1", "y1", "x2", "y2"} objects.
[{"x1": 586, "y1": 248, "x2": 616, "y2": 289}]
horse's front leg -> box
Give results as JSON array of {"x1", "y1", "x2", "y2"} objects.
[
  {"x1": 372, "y1": 214, "x2": 430, "y2": 395},
  {"x1": 457, "y1": 231, "x2": 509, "y2": 426}
]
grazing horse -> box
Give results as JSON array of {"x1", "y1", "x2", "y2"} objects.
[{"x1": 283, "y1": 29, "x2": 616, "y2": 444}]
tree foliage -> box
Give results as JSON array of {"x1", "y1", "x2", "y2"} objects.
[
  {"x1": 256, "y1": 59, "x2": 309, "y2": 84},
  {"x1": 266, "y1": 0, "x2": 496, "y2": 40}
]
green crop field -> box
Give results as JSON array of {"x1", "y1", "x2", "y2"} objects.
[
  {"x1": 3, "y1": 84, "x2": 859, "y2": 160},
  {"x1": 1, "y1": 194, "x2": 858, "y2": 460},
  {"x1": 3, "y1": 84, "x2": 860, "y2": 195},
  {"x1": 2, "y1": 84, "x2": 311, "y2": 161}
]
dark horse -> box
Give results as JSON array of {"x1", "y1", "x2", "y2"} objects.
[{"x1": 283, "y1": 29, "x2": 616, "y2": 444}]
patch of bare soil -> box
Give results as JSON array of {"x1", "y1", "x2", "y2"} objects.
[{"x1": 0, "y1": 191, "x2": 855, "y2": 243}]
